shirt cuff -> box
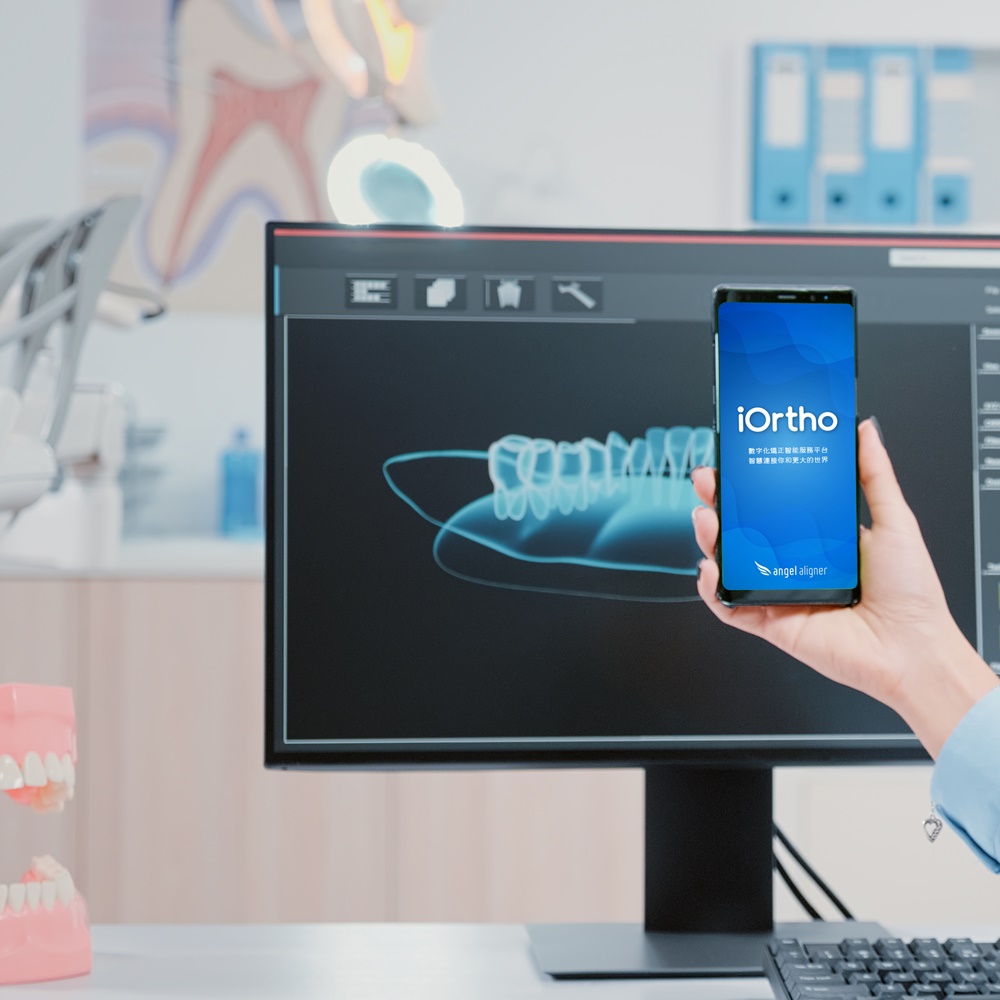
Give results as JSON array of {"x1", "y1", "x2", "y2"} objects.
[{"x1": 930, "y1": 683, "x2": 1000, "y2": 872}]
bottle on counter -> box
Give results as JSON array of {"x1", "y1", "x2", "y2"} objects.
[{"x1": 220, "y1": 427, "x2": 262, "y2": 538}]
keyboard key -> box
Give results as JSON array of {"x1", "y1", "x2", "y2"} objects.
[
  {"x1": 945, "y1": 941, "x2": 977, "y2": 958},
  {"x1": 792, "y1": 985, "x2": 874, "y2": 999},
  {"x1": 954, "y1": 973, "x2": 987, "y2": 986},
  {"x1": 792, "y1": 974, "x2": 846, "y2": 986},
  {"x1": 945, "y1": 963, "x2": 975, "y2": 976},
  {"x1": 942, "y1": 986, "x2": 980, "y2": 995},
  {"x1": 779, "y1": 952, "x2": 811, "y2": 967},
  {"x1": 873, "y1": 963, "x2": 905, "y2": 976},
  {"x1": 917, "y1": 974, "x2": 953, "y2": 986},
  {"x1": 835, "y1": 962, "x2": 870, "y2": 976},
  {"x1": 886, "y1": 974, "x2": 919, "y2": 986},
  {"x1": 843, "y1": 939, "x2": 874, "y2": 953},
  {"x1": 810, "y1": 947, "x2": 849, "y2": 962},
  {"x1": 907, "y1": 986, "x2": 944, "y2": 997},
  {"x1": 876, "y1": 940, "x2": 908, "y2": 955},
  {"x1": 872, "y1": 986, "x2": 907, "y2": 998},
  {"x1": 848, "y1": 974, "x2": 881, "y2": 986},
  {"x1": 911, "y1": 963, "x2": 941, "y2": 975}
]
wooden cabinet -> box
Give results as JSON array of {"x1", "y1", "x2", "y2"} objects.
[{"x1": 3, "y1": 578, "x2": 1000, "y2": 925}]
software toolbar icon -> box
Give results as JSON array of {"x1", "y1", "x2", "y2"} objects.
[
  {"x1": 416, "y1": 276, "x2": 467, "y2": 310},
  {"x1": 346, "y1": 276, "x2": 397, "y2": 307},
  {"x1": 484, "y1": 277, "x2": 535, "y2": 311}
]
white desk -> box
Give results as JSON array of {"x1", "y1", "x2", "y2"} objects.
[{"x1": 6, "y1": 924, "x2": 997, "y2": 999}]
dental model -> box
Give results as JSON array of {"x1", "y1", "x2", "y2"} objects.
[
  {"x1": 0, "y1": 684, "x2": 90, "y2": 984},
  {"x1": 384, "y1": 425, "x2": 714, "y2": 601}
]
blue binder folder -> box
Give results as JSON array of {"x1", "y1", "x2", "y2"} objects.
[
  {"x1": 863, "y1": 47, "x2": 920, "y2": 225},
  {"x1": 753, "y1": 45, "x2": 813, "y2": 224}
]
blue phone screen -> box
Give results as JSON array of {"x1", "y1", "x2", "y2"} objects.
[{"x1": 717, "y1": 299, "x2": 858, "y2": 592}]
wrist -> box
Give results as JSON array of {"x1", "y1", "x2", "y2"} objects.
[{"x1": 888, "y1": 627, "x2": 999, "y2": 759}]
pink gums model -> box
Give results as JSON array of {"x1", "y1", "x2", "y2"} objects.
[{"x1": 0, "y1": 683, "x2": 90, "y2": 984}]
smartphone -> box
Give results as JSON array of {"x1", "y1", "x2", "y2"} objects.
[{"x1": 712, "y1": 285, "x2": 860, "y2": 606}]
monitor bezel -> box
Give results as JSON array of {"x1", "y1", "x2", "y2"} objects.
[{"x1": 265, "y1": 221, "x2": 1000, "y2": 770}]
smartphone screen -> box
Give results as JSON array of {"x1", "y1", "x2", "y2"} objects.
[{"x1": 713, "y1": 286, "x2": 860, "y2": 606}]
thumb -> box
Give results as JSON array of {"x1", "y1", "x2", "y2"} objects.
[{"x1": 858, "y1": 417, "x2": 913, "y2": 529}]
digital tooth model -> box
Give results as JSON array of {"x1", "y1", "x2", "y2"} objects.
[
  {"x1": 383, "y1": 425, "x2": 714, "y2": 601},
  {"x1": 0, "y1": 684, "x2": 90, "y2": 985}
]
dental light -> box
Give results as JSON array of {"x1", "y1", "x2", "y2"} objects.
[{"x1": 327, "y1": 134, "x2": 464, "y2": 226}]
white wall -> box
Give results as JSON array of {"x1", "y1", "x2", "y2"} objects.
[
  {"x1": 10, "y1": 0, "x2": 1000, "y2": 531},
  {"x1": 419, "y1": 0, "x2": 1000, "y2": 230},
  {"x1": 0, "y1": 1, "x2": 82, "y2": 226}
]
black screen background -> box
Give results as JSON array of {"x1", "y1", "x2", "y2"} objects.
[{"x1": 282, "y1": 317, "x2": 973, "y2": 742}]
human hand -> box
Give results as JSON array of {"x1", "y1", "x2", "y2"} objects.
[{"x1": 691, "y1": 418, "x2": 997, "y2": 758}]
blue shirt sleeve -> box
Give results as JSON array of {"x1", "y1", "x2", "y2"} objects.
[{"x1": 930, "y1": 683, "x2": 1000, "y2": 872}]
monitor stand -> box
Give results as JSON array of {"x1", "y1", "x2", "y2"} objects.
[{"x1": 527, "y1": 765, "x2": 887, "y2": 978}]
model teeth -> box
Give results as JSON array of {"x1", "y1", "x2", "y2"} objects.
[
  {"x1": 0, "y1": 858, "x2": 77, "y2": 917},
  {"x1": 7, "y1": 883, "x2": 25, "y2": 913},
  {"x1": 488, "y1": 426, "x2": 715, "y2": 521},
  {"x1": 0, "y1": 754, "x2": 23, "y2": 791},
  {"x1": 22, "y1": 752, "x2": 46, "y2": 788},
  {"x1": 0, "y1": 750, "x2": 77, "y2": 808}
]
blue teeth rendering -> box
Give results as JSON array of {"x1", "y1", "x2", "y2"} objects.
[{"x1": 384, "y1": 425, "x2": 715, "y2": 602}]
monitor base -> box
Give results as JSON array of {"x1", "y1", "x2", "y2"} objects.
[{"x1": 527, "y1": 920, "x2": 890, "y2": 979}]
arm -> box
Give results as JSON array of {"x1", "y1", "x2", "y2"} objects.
[{"x1": 691, "y1": 418, "x2": 1000, "y2": 862}]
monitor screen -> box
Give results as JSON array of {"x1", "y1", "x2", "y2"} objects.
[{"x1": 266, "y1": 225, "x2": 1000, "y2": 767}]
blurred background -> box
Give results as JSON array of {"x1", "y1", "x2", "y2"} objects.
[
  {"x1": 3, "y1": 0, "x2": 1000, "y2": 929},
  {"x1": 9, "y1": 0, "x2": 1000, "y2": 539}
]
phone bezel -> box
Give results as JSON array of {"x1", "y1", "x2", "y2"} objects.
[{"x1": 712, "y1": 284, "x2": 861, "y2": 607}]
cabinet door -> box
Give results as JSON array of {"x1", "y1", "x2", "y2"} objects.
[
  {"x1": 0, "y1": 581, "x2": 81, "y2": 882},
  {"x1": 79, "y1": 580, "x2": 390, "y2": 922},
  {"x1": 393, "y1": 769, "x2": 644, "y2": 922}
]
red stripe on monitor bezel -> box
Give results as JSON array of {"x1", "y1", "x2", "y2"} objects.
[{"x1": 270, "y1": 227, "x2": 1000, "y2": 249}]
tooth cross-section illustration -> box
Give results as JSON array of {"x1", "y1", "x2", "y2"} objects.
[
  {"x1": 0, "y1": 684, "x2": 90, "y2": 985},
  {"x1": 384, "y1": 425, "x2": 714, "y2": 601}
]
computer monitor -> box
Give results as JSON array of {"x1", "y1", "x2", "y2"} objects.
[{"x1": 266, "y1": 223, "x2": 1000, "y2": 976}]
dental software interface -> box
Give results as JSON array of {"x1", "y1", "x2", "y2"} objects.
[{"x1": 269, "y1": 228, "x2": 1000, "y2": 753}]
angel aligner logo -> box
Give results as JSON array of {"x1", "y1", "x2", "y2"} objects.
[{"x1": 383, "y1": 425, "x2": 714, "y2": 602}]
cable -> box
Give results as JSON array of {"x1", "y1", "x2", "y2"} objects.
[
  {"x1": 774, "y1": 856, "x2": 823, "y2": 920},
  {"x1": 104, "y1": 280, "x2": 168, "y2": 321},
  {"x1": 774, "y1": 823, "x2": 855, "y2": 921}
]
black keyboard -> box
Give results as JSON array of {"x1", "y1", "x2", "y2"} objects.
[{"x1": 765, "y1": 937, "x2": 1000, "y2": 1000}]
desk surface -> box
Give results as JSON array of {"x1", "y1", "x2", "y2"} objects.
[{"x1": 6, "y1": 924, "x2": 997, "y2": 999}]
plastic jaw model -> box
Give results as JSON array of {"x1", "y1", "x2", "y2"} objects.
[
  {"x1": 383, "y1": 425, "x2": 715, "y2": 601},
  {"x1": 0, "y1": 684, "x2": 90, "y2": 985}
]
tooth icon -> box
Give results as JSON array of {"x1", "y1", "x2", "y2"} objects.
[
  {"x1": 606, "y1": 432, "x2": 629, "y2": 492},
  {"x1": 386, "y1": 424, "x2": 713, "y2": 602},
  {"x1": 525, "y1": 440, "x2": 556, "y2": 519},
  {"x1": 628, "y1": 438, "x2": 650, "y2": 476},
  {"x1": 488, "y1": 435, "x2": 529, "y2": 521},
  {"x1": 645, "y1": 427, "x2": 668, "y2": 477},
  {"x1": 665, "y1": 425, "x2": 694, "y2": 479},
  {"x1": 556, "y1": 441, "x2": 589, "y2": 514}
]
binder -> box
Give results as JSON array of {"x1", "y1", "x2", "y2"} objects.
[
  {"x1": 817, "y1": 47, "x2": 867, "y2": 224},
  {"x1": 752, "y1": 45, "x2": 813, "y2": 224},
  {"x1": 925, "y1": 47, "x2": 972, "y2": 226},
  {"x1": 863, "y1": 47, "x2": 920, "y2": 225}
]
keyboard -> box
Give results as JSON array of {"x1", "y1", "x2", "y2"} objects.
[{"x1": 765, "y1": 937, "x2": 1000, "y2": 1000}]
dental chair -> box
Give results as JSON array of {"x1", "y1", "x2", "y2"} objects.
[{"x1": 0, "y1": 197, "x2": 139, "y2": 564}]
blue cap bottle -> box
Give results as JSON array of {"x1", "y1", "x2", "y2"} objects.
[{"x1": 220, "y1": 427, "x2": 262, "y2": 537}]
